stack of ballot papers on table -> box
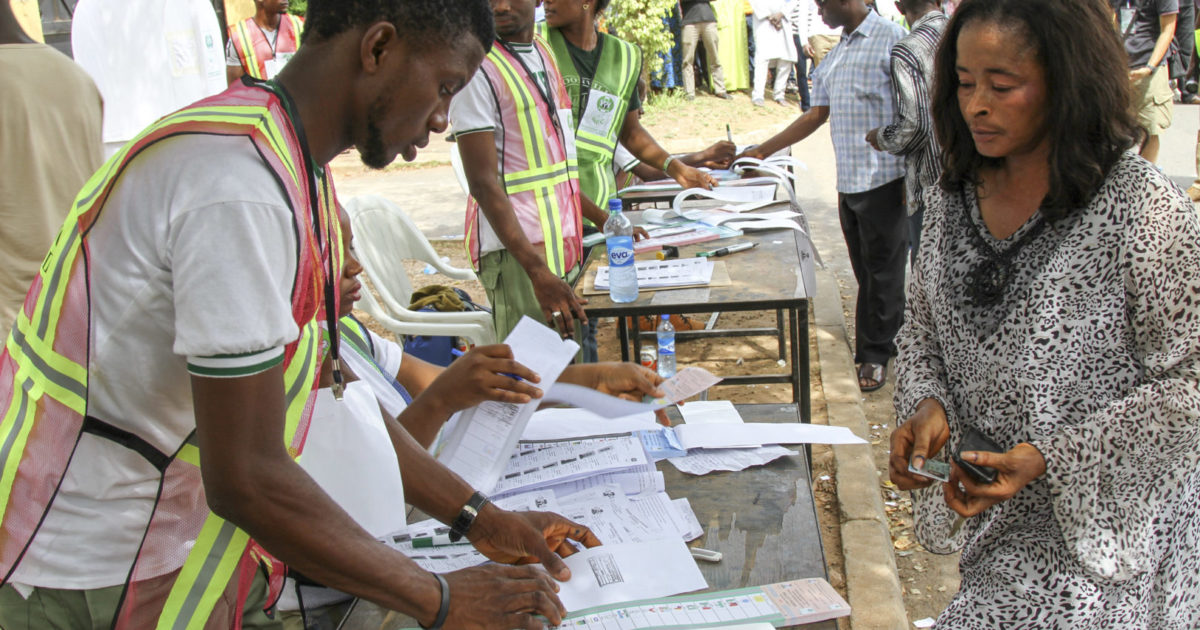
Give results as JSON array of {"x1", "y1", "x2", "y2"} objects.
[{"x1": 392, "y1": 328, "x2": 726, "y2": 610}]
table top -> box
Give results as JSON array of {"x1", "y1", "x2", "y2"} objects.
[
  {"x1": 575, "y1": 202, "x2": 816, "y2": 317},
  {"x1": 342, "y1": 403, "x2": 834, "y2": 630}
]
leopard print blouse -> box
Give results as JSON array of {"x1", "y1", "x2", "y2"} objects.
[{"x1": 894, "y1": 152, "x2": 1200, "y2": 628}]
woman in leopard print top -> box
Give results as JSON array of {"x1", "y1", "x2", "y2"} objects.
[{"x1": 888, "y1": 0, "x2": 1200, "y2": 626}]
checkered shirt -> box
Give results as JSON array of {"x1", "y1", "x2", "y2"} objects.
[{"x1": 811, "y1": 11, "x2": 907, "y2": 194}]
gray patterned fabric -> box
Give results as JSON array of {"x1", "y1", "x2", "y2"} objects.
[
  {"x1": 875, "y1": 10, "x2": 947, "y2": 215},
  {"x1": 895, "y1": 152, "x2": 1200, "y2": 628}
]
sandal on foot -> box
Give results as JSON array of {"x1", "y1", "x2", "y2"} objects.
[{"x1": 858, "y1": 362, "x2": 887, "y2": 392}]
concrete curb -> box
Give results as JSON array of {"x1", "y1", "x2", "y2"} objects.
[{"x1": 813, "y1": 268, "x2": 909, "y2": 630}]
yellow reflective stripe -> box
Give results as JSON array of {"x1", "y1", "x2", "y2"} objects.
[
  {"x1": 288, "y1": 15, "x2": 304, "y2": 41},
  {"x1": 490, "y1": 48, "x2": 548, "y2": 174},
  {"x1": 0, "y1": 379, "x2": 35, "y2": 525},
  {"x1": 534, "y1": 181, "x2": 567, "y2": 277},
  {"x1": 502, "y1": 162, "x2": 569, "y2": 186},
  {"x1": 234, "y1": 21, "x2": 263, "y2": 79},
  {"x1": 5, "y1": 328, "x2": 85, "y2": 415},
  {"x1": 503, "y1": 168, "x2": 571, "y2": 195},
  {"x1": 177, "y1": 443, "x2": 201, "y2": 468},
  {"x1": 157, "y1": 515, "x2": 250, "y2": 630},
  {"x1": 282, "y1": 320, "x2": 318, "y2": 450}
]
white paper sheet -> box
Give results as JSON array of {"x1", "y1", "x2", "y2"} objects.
[
  {"x1": 672, "y1": 498, "x2": 704, "y2": 541},
  {"x1": 436, "y1": 317, "x2": 579, "y2": 492},
  {"x1": 522, "y1": 407, "x2": 660, "y2": 441},
  {"x1": 552, "y1": 539, "x2": 709, "y2": 613},
  {"x1": 673, "y1": 422, "x2": 867, "y2": 449},
  {"x1": 542, "y1": 383, "x2": 665, "y2": 417},
  {"x1": 724, "y1": 217, "x2": 809, "y2": 233},
  {"x1": 678, "y1": 400, "x2": 744, "y2": 425},
  {"x1": 667, "y1": 446, "x2": 798, "y2": 476}
]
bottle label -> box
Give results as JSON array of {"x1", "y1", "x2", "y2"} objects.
[
  {"x1": 658, "y1": 337, "x2": 674, "y2": 354},
  {"x1": 607, "y1": 236, "x2": 635, "y2": 268}
]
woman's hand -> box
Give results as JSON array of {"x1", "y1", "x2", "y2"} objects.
[
  {"x1": 943, "y1": 444, "x2": 1046, "y2": 517},
  {"x1": 420, "y1": 345, "x2": 543, "y2": 417},
  {"x1": 669, "y1": 162, "x2": 717, "y2": 190},
  {"x1": 559, "y1": 362, "x2": 671, "y2": 425},
  {"x1": 888, "y1": 398, "x2": 952, "y2": 490}
]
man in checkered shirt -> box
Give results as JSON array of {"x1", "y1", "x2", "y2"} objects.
[{"x1": 738, "y1": 0, "x2": 907, "y2": 392}]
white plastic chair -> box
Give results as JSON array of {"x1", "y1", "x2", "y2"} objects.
[{"x1": 344, "y1": 195, "x2": 496, "y2": 346}]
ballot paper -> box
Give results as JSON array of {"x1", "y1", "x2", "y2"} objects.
[
  {"x1": 668, "y1": 446, "x2": 798, "y2": 476},
  {"x1": 673, "y1": 422, "x2": 867, "y2": 449},
  {"x1": 549, "y1": 577, "x2": 849, "y2": 629},
  {"x1": 437, "y1": 317, "x2": 578, "y2": 492},
  {"x1": 595, "y1": 257, "x2": 715, "y2": 290},
  {"x1": 522, "y1": 407, "x2": 661, "y2": 441},
  {"x1": 543, "y1": 367, "x2": 722, "y2": 413},
  {"x1": 656, "y1": 367, "x2": 724, "y2": 405},
  {"x1": 533, "y1": 464, "x2": 665, "y2": 500},
  {"x1": 490, "y1": 436, "x2": 649, "y2": 496},
  {"x1": 687, "y1": 208, "x2": 801, "y2": 227},
  {"x1": 553, "y1": 539, "x2": 709, "y2": 613}
]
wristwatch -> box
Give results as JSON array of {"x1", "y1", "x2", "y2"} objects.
[{"x1": 447, "y1": 491, "x2": 490, "y2": 542}]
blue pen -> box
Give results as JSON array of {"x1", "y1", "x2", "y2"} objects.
[{"x1": 450, "y1": 348, "x2": 523, "y2": 382}]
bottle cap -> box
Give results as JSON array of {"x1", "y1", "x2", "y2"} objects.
[{"x1": 661, "y1": 314, "x2": 669, "y2": 321}]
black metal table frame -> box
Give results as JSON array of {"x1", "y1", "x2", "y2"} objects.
[{"x1": 577, "y1": 248, "x2": 812, "y2": 424}]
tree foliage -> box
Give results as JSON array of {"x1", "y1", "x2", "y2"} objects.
[
  {"x1": 289, "y1": 0, "x2": 307, "y2": 16},
  {"x1": 605, "y1": 0, "x2": 677, "y2": 88}
]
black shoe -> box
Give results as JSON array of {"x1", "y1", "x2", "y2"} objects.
[{"x1": 716, "y1": 92, "x2": 733, "y2": 100}]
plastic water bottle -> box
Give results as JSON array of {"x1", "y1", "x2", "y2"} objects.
[
  {"x1": 656, "y1": 314, "x2": 676, "y2": 379},
  {"x1": 604, "y1": 198, "x2": 639, "y2": 303}
]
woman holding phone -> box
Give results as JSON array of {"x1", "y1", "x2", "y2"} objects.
[{"x1": 888, "y1": 0, "x2": 1200, "y2": 625}]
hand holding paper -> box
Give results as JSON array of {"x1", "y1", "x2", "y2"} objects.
[{"x1": 468, "y1": 504, "x2": 602, "y2": 578}]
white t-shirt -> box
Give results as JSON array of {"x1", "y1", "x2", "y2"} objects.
[
  {"x1": 449, "y1": 42, "x2": 572, "y2": 255},
  {"x1": 12, "y1": 133, "x2": 303, "y2": 590}
]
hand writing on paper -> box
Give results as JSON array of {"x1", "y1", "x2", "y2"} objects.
[{"x1": 422, "y1": 345, "x2": 543, "y2": 417}]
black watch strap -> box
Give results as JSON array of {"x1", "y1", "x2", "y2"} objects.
[{"x1": 447, "y1": 491, "x2": 489, "y2": 542}]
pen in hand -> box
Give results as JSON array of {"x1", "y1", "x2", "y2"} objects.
[{"x1": 726, "y1": 123, "x2": 733, "y2": 144}]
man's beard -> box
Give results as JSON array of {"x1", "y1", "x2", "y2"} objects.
[{"x1": 360, "y1": 97, "x2": 392, "y2": 170}]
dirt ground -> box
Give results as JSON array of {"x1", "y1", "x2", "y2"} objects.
[{"x1": 347, "y1": 89, "x2": 958, "y2": 626}]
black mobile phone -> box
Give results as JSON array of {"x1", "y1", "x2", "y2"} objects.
[{"x1": 954, "y1": 425, "x2": 1002, "y2": 484}]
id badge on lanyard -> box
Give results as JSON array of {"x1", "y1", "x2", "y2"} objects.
[{"x1": 265, "y1": 52, "x2": 295, "y2": 79}]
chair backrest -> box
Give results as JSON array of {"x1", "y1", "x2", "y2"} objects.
[
  {"x1": 343, "y1": 194, "x2": 474, "y2": 315},
  {"x1": 342, "y1": 195, "x2": 497, "y2": 346}
]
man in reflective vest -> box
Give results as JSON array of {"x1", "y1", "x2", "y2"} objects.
[
  {"x1": 0, "y1": 2, "x2": 598, "y2": 628},
  {"x1": 451, "y1": 0, "x2": 592, "y2": 340},
  {"x1": 541, "y1": 0, "x2": 717, "y2": 215},
  {"x1": 225, "y1": 0, "x2": 304, "y2": 84}
]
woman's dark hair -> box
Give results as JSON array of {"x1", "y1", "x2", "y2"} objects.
[
  {"x1": 931, "y1": 0, "x2": 1139, "y2": 219},
  {"x1": 595, "y1": 0, "x2": 613, "y2": 15},
  {"x1": 303, "y1": 0, "x2": 494, "y2": 53}
]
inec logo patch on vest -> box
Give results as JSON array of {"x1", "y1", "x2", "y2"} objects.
[{"x1": 580, "y1": 87, "x2": 621, "y2": 138}]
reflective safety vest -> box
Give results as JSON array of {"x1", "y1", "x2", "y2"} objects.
[
  {"x1": 542, "y1": 26, "x2": 641, "y2": 211},
  {"x1": 464, "y1": 37, "x2": 583, "y2": 277},
  {"x1": 229, "y1": 15, "x2": 304, "y2": 80},
  {"x1": 0, "y1": 80, "x2": 341, "y2": 629}
]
